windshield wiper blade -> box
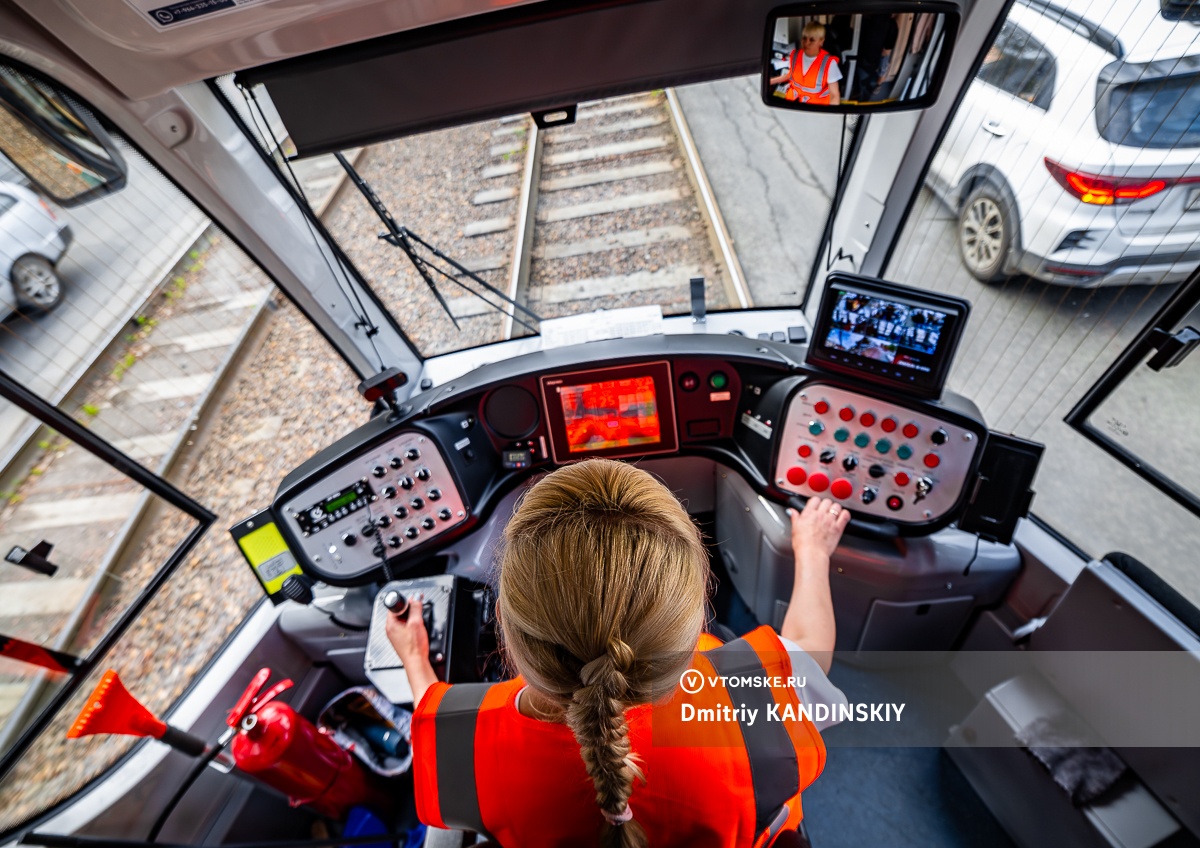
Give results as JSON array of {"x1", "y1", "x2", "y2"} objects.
[{"x1": 334, "y1": 153, "x2": 542, "y2": 333}]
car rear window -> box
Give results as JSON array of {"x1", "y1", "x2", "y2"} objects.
[
  {"x1": 1097, "y1": 70, "x2": 1200, "y2": 148},
  {"x1": 0, "y1": 193, "x2": 14, "y2": 215}
]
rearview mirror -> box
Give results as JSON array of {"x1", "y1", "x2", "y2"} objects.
[
  {"x1": 761, "y1": 4, "x2": 959, "y2": 113},
  {"x1": 0, "y1": 65, "x2": 127, "y2": 206}
]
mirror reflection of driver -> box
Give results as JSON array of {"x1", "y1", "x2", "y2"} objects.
[{"x1": 770, "y1": 21, "x2": 842, "y2": 106}]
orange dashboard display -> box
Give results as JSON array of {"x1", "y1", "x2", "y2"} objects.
[{"x1": 559, "y1": 376, "x2": 661, "y2": 453}]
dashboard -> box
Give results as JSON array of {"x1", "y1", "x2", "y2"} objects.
[{"x1": 274, "y1": 337, "x2": 999, "y2": 586}]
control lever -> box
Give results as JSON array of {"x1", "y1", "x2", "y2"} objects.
[
  {"x1": 785, "y1": 496, "x2": 898, "y2": 542},
  {"x1": 382, "y1": 589, "x2": 436, "y2": 652}
]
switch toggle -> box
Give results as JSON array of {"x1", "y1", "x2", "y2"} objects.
[{"x1": 819, "y1": 448, "x2": 837, "y2": 464}]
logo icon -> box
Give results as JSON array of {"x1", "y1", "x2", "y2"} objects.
[{"x1": 679, "y1": 668, "x2": 705, "y2": 694}]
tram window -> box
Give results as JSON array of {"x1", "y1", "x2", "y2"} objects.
[
  {"x1": 975, "y1": 21, "x2": 1055, "y2": 110},
  {"x1": 888, "y1": 0, "x2": 1200, "y2": 605},
  {"x1": 0, "y1": 62, "x2": 364, "y2": 834},
  {"x1": 217, "y1": 76, "x2": 844, "y2": 356}
]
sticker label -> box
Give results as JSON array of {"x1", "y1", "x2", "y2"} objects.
[
  {"x1": 710, "y1": 391, "x2": 731, "y2": 402},
  {"x1": 128, "y1": 0, "x2": 268, "y2": 28},
  {"x1": 740, "y1": 413, "x2": 772, "y2": 439},
  {"x1": 455, "y1": 436, "x2": 471, "y2": 450}
]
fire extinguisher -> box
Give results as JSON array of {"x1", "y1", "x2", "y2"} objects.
[
  {"x1": 225, "y1": 668, "x2": 390, "y2": 818},
  {"x1": 68, "y1": 667, "x2": 390, "y2": 821}
]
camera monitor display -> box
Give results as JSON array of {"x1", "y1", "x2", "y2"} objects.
[
  {"x1": 541, "y1": 361, "x2": 678, "y2": 462},
  {"x1": 807, "y1": 274, "x2": 969, "y2": 398}
]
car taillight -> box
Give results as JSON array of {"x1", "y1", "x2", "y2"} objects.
[
  {"x1": 37, "y1": 197, "x2": 58, "y2": 220},
  {"x1": 1044, "y1": 158, "x2": 1169, "y2": 205}
]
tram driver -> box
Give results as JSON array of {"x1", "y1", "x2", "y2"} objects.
[{"x1": 386, "y1": 459, "x2": 849, "y2": 846}]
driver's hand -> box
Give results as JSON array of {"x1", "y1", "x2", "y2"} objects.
[
  {"x1": 384, "y1": 593, "x2": 428, "y2": 665},
  {"x1": 789, "y1": 496, "x2": 851, "y2": 562}
]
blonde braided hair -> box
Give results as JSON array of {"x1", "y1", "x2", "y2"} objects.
[{"x1": 497, "y1": 459, "x2": 708, "y2": 847}]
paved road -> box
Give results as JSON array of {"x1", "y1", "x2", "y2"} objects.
[
  {"x1": 677, "y1": 79, "x2": 1200, "y2": 604},
  {"x1": 0, "y1": 148, "x2": 206, "y2": 462},
  {"x1": 676, "y1": 76, "x2": 847, "y2": 307}
]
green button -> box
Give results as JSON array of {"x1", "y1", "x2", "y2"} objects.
[
  {"x1": 709, "y1": 371, "x2": 728, "y2": 390},
  {"x1": 854, "y1": 432, "x2": 870, "y2": 448},
  {"x1": 834, "y1": 428, "x2": 850, "y2": 443},
  {"x1": 896, "y1": 444, "x2": 913, "y2": 460},
  {"x1": 875, "y1": 439, "x2": 892, "y2": 454},
  {"x1": 809, "y1": 421, "x2": 825, "y2": 436}
]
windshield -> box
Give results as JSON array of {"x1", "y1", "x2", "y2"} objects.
[{"x1": 221, "y1": 77, "x2": 847, "y2": 357}]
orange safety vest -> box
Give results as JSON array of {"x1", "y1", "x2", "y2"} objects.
[
  {"x1": 786, "y1": 49, "x2": 836, "y2": 104},
  {"x1": 411, "y1": 626, "x2": 826, "y2": 848}
]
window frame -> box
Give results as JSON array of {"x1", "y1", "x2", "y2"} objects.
[{"x1": 1064, "y1": 268, "x2": 1200, "y2": 519}]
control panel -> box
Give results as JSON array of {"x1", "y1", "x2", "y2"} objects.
[
  {"x1": 277, "y1": 431, "x2": 467, "y2": 576},
  {"x1": 773, "y1": 383, "x2": 981, "y2": 524}
]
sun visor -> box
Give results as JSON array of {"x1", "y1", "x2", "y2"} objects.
[{"x1": 236, "y1": 0, "x2": 771, "y2": 158}]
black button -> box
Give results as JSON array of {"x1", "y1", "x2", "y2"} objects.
[
  {"x1": 362, "y1": 523, "x2": 376, "y2": 537},
  {"x1": 428, "y1": 488, "x2": 442, "y2": 501},
  {"x1": 393, "y1": 505, "x2": 408, "y2": 519},
  {"x1": 438, "y1": 508, "x2": 452, "y2": 521},
  {"x1": 861, "y1": 487, "x2": 877, "y2": 505},
  {"x1": 341, "y1": 532, "x2": 357, "y2": 546},
  {"x1": 770, "y1": 331, "x2": 786, "y2": 343},
  {"x1": 886, "y1": 495, "x2": 904, "y2": 511},
  {"x1": 406, "y1": 448, "x2": 421, "y2": 460},
  {"x1": 819, "y1": 448, "x2": 837, "y2": 464},
  {"x1": 411, "y1": 497, "x2": 425, "y2": 510},
  {"x1": 868, "y1": 464, "x2": 886, "y2": 478},
  {"x1": 787, "y1": 325, "x2": 808, "y2": 344},
  {"x1": 372, "y1": 465, "x2": 386, "y2": 478},
  {"x1": 842, "y1": 455, "x2": 858, "y2": 471},
  {"x1": 389, "y1": 456, "x2": 403, "y2": 469},
  {"x1": 373, "y1": 543, "x2": 386, "y2": 558},
  {"x1": 405, "y1": 527, "x2": 419, "y2": 539},
  {"x1": 375, "y1": 515, "x2": 391, "y2": 528},
  {"x1": 382, "y1": 486, "x2": 397, "y2": 499},
  {"x1": 421, "y1": 517, "x2": 436, "y2": 530},
  {"x1": 387, "y1": 535, "x2": 401, "y2": 548},
  {"x1": 415, "y1": 467, "x2": 431, "y2": 481},
  {"x1": 399, "y1": 476, "x2": 414, "y2": 490},
  {"x1": 931, "y1": 428, "x2": 948, "y2": 445}
]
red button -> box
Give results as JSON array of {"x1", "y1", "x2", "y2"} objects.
[
  {"x1": 830, "y1": 478, "x2": 853, "y2": 500},
  {"x1": 860, "y1": 412, "x2": 876, "y2": 427},
  {"x1": 902, "y1": 422, "x2": 920, "y2": 439},
  {"x1": 923, "y1": 453, "x2": 940, "y2": 469},
  {"x1": 881, "y1": 417, "x2": 897, "y2": 432},
  {"x1": 886, "y1": 495, "x2": 904, "y2": 511},
  {"x1": 787, "y1": 467, "x2": 808, "y2": 486},
  {"x1": 808, "y1": 472, "x2": 830, "y2": 493},
  {"x1": 814, "y1": 400, "x2": 830, "y2": 415},
  {"x1": 839, "y1": 406, "x2": 855, "y2": 421},
  {"x1": 895, "y1": 472, "x2": 910, "y2": 486},
  {"x1": 798, "y1": 444, "x2": 813, "y2": 458}
]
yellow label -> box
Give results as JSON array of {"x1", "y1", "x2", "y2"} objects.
[{"x1": 237, "y1": 522, "x2": 302, "y2": 595}]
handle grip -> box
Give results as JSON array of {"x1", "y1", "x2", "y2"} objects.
[{"x1": 784, "y1": 496, "x2": 899, "y2": 542}]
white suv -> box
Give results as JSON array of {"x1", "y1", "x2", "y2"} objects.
[{"x1": 927, "y1": 0, "x2": 1200, "y2": 286}]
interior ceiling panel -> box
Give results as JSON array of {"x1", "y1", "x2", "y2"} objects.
[{"x1": 237, "y1": 0, "x2": 774, "y2": 157}]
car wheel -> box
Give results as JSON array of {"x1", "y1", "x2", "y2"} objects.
[
  {"x1": 958, "y1": 185, "x2": 1014, "y2": 284},
  {"x1": 11, "y1": 255, "x2": 65, "y2": 313}
]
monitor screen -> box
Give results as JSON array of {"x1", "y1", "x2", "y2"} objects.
[
  {"x1": 560, "y1": 376, "x2": 662, "y2": 453},
  {"x1": 807, "y1": 274, "x2": 969, "y2": 398},
  {"x1": 822, "y1": 289, "x2": 949, "y2": 377}
]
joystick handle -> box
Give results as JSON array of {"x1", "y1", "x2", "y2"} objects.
[{"x1": 382, "y1": 589, "x2": 409, "y2": 615}]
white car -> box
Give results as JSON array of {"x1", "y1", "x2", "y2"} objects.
[
  {"x1": 0, "y1": 179, "x2": 72, "y2": 315},
  {"x1": 927, "y1": 0, "x2": 1200, "y2": 286}
]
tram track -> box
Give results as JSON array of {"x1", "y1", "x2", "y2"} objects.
[{"x1": 456, "y1": 90, "x2": 751, "y2": 340}]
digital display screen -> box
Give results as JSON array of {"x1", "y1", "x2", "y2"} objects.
[
  {"x1": 822, "y1": 289, "x2": 949, "y2": 376},
  {"x1": 324, "y1": 490, "x2": 358, "y2": 513},
  {"x1": 559, "y1": 376, "x2": 662, "y2": 454}
]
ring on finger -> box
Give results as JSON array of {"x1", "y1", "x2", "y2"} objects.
[{"x1": 830, "y1": 504, "x2": 841, "y2": 513}]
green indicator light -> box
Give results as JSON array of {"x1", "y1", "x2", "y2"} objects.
[
  {"x1": 834, "y1": 428, "x2": 850, "y2": 443},
  {"x1": 854, "y1": 433, "x2": 870, "y2": 448},
  {"x1": 809, "y1": 421, "x2": 825, "y2": 436},
  {"x1": 709, "y1": 372, "x2": 728, "y2": 390},
  {"x1": 875, "y1": 439, "x2": 892, "y2": 454},
  {"x1": 896, "y1": 445, "x2": 913, "y2": 460}
]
